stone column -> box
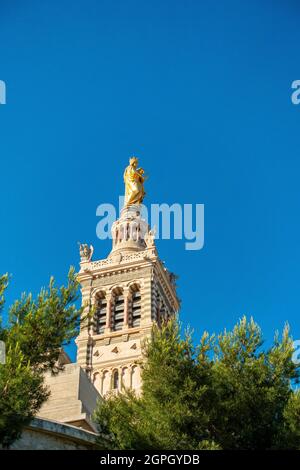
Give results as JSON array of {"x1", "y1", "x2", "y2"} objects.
[
  {"x1": 118, "y1": 366, "x2": 123, "y2": 392},
  {"x1": 76, "y1": 281, "x2": 93, "y2": 368},
  {"x1": 99, "y1": 371, "x2": 104, "y2": 396},
  {"x1": 105, "y1": 293, "x2": 112, "y2": 333},
  {"x1": 80, "y1": 286, "x2": 93, "y2": 336},
  {"x1": 111, "y1": 225, "x2": 116, "y2": 249},
  {"x1": 90, "y1": 293, "x2": 97, "y2": 335},
  {"x1": 109, "y1": 369, "x2": 114, "y2": 392},
  {"x1": 123, "y1": 288, "x2": 131, "y2": 330},
  {"x1": 140, "y1": 281, "x2": 150, "y2": 326},
  {"x1": 129, "y1": 365, "x2": 133, "y2": 390}
]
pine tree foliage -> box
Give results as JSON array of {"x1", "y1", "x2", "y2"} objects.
[
  {"x1": 0, "y1": 268, "x2": 83, "y2": 447},
  {"x1": 94, "y1": 317, "x2": 300, "y2": 450}
]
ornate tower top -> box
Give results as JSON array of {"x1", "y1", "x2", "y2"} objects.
[{"x1": 76, "y1": 156, "x2": 180, "y2": 397}]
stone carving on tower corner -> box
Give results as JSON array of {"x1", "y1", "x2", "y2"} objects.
[
  {"x1": 78, "y1": 243, "x2": 94, "y2": 262},
  {"x1": 167, "y1": 271, "x2": 179, "y2": 288},
  {"x1": 144, "y1": 226, "x2": 156, "y2": 248}
]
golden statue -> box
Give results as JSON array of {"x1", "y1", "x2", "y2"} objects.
[{"x1": 123, "y1": 157, "x2": 146, "y2": 206}]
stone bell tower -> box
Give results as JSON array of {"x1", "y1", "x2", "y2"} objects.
[{"x1": 76, "y1": 158, "x2": 180, "y2": 396}]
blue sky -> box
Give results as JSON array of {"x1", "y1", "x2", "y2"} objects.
[{"x1": 1, "y1": 0, "x2": 300, "y2": 361}]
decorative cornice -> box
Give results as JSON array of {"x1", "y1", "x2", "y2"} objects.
[{"x1": 82, "y1": 248, "x2": 157, "y2": 271}]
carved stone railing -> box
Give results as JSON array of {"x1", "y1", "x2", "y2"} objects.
[{"x1": 83, "y1": 249, "x2": 157, "y2": 271}]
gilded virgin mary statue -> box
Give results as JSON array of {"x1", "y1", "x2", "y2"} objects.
[{"x1": 123, "y1": 157, "x2": 146, "y2": 206}]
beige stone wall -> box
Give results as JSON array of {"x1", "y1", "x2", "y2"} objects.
[
  {"x1": 38, "y1": 363, "x2": 101, "y2": 431},
  {"x1": 10, "y1": 418, "x2": 99, "y2": 450}
]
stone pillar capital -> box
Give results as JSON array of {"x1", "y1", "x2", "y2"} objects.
[
  {"x1": 105, "y1": 295, "x2": 112, "y2": 333},
  {"x1": 123, "y1": 291, "x2": 131, "y2": 329}
]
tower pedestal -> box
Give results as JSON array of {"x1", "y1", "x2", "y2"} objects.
[{"x1": 110, "y1": 204, "x2": 149, "y2": 255}]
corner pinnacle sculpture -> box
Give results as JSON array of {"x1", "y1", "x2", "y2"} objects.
[{"x1": 123, "y1": 156, "x2": 146, "y2": 207}]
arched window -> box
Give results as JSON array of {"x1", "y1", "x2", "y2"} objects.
[
  {"x1": 113, "y1": 370, "x2": 119, "y2": 390},
  {"x1": 129, "y1": 284, "x2": 141, "y2": 328},
  {"x1": 154, "y1": 289, "x2": 169, "y2": 327},
  {"x1": 111, "y1": 288, "x2": 124, "y2": 331},
  {"x1": 155, "y1": 290, "x2": 161, "y2": 327},
  {"x1": 132, "y1": 291, "x2": 141, "y2": 327},
  {"x1": 94, "y1": 293, "x2": 107, "y2": 334},
  {"x1": 160, "y1": 303, "x2": 167, "y2": 325},
  {"x1": 130, "y1": 221, "x2": 139, "y2": 241},
  {"x1": 93, "y1": 372, "x2": 101, "y2": 394}
]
